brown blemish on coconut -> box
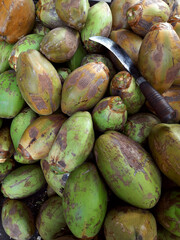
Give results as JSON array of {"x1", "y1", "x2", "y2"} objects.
[
  {"x1": 93, "y1": 100, "x2": 109, "y2": 114},
  {"x1": 38, "y1": 72, "x2": 54, "y2": 110},
  {"x1": 56, "y1": 127, "x2": 67, "y2": 151},
  {"x1": 3, "y1": 215, "x2": 22, "y2": 239},
  {"x1": 29, "y1": 127, "x2": 38, "y2": 139},
  {"x1": 61, "y1": 0, "x2": 80, "y2": 11},
  {"x1": 41, "y1": 159, "x2": 50, "y2": 172},
  {"x1": 166, "y1": 63, "x2": 180, "y2": 84},
  {"x1": 152, "y1": 43, "x2": 163, "y2": 68},
  {"x1": 17, "y1": 144, "x2": 32, "y2": 160},
  {"x1": 30, "y1": 95, "x2": 48, "y2": 111},
  {"x1": 58, "y1": 160, "x2": 66, "y2": 169}
]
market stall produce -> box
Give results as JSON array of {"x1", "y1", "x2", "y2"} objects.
[{"x1": 0, "y1": 0, "x2": 179, "y2": 239}]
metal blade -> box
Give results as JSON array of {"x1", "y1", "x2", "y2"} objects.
[{"x1": 89, "y1": 36, "x2": 141, "y2": 79}]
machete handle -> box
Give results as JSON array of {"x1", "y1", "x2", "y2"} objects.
[{"x1": 137, "y1": 77, "x2": 176, "y2": 123}]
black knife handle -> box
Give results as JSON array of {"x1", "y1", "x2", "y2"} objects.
[{"x1": 137, "y1": 77, "x2": 176, "y2": 123}]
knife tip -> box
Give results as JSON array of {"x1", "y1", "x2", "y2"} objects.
[{"x1": 89, "y1": 36, "x2": 96, "y2": 41}]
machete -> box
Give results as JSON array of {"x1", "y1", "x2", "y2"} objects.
[{"x1": 89, "y1": 36, "x2": 176, "y2": 123}]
